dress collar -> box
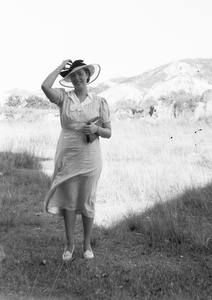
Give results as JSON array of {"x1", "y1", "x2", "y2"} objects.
[
  {"x1": 83, "y1": 92, "x2": 93, "y2": 106},
  {"x1": 67, "y1": 90, "x2": 93, "y2": 107}
]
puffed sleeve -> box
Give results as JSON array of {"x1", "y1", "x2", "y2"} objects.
[
  {"x1": 51, "y1": 88, "x2": 66, "y2": 106},
  {"x1": 100, "y1": 98, "x2": 111, "y2": 123}
]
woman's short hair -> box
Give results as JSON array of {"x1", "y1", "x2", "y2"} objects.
[{"x1": 83, "y1": 68, "x2": 91, "y2": 83}]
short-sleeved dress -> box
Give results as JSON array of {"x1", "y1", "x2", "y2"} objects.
[{"x1": 44, "y1": 88, "x2": 110, "y2": 218}]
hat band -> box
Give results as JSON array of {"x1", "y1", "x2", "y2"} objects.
[
  {"x1": 59, "y1": 63, "x2": 101, "y2": 88},
  {"x1": 69, "y1": 65, "x2": 87, "y2": 75}
]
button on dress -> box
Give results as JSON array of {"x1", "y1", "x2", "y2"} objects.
[{"x1": 44, "y1": 88, "x2": 110, "y2": 218}]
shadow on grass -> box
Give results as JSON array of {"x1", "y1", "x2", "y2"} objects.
[
  {"x1": 117, "y1": 182, "x2": 212, "y2": 254},
  {"x1": 1, "y1": 150, "x2": 212, "y2": 300},
  {"x1": 97, "y1": 181, "x2": 212, "y2": 300}
]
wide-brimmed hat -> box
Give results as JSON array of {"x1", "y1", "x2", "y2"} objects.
[{"x1": 59, "y1": 59, "x2": 101, "y2": 88}]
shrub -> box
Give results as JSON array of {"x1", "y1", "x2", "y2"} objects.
[
  {"x1": 6, "y1": 94, "x2": 23, "y2": 107},
  {"x1": 0, "y1": 151, "x2": 41, "y2": 173},
  {"x1": 25, "y1": 95, "x2": 56, "y2": 109}
]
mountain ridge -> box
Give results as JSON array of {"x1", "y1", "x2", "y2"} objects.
[
  {"x1": 96, "y1": 58, "x2": 212, "y2": 106},
  {"x1": 2, "y1": 58, "x2": 212, "y2": 120},
  {"x1": 3, "y1": 58, "x2": 212, "y2": 103}
]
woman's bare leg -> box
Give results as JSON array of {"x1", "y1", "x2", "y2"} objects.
[
  {"x1": 82, "y1": 215, "x2": 94, "y2": 251},
  {"x1": 63, "y1": 210, "x2": 76, "y2": 252}
]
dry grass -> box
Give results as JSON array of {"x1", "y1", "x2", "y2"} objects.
[
  {"x1": 96, "y1": 118, "x2": 212, "y2": 225},
  {"x1": 1, "y1": 116, "x2": 212, "y2": 224},
  {"x1": 1, "y1": 113, "x2": 212, "y2": 299}
]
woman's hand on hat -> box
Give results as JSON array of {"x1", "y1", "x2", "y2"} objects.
[
  {"x1": 61, "y1": 59, "x2": 72, "y2": 70},
  {"x1": 83, "y1": 123, "x2": 98, "y2": 134}
]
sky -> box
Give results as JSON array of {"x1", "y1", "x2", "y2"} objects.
[{"x1": 1, "y1": 0, "x2": 212, "y2": 95}]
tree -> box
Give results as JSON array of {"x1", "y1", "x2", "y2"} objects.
[
  {"x1": 6, "y1": 94, "x2": 23, "y2": 107},
  {"x1": 26, "y1": 95, "x2": 58, "y2": 109}
]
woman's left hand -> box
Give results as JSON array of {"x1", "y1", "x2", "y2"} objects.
[{"x1": 83, "y1": 123, "x2": 98, "y2": 134}]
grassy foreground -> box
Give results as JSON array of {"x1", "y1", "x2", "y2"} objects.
[
  {"x1": 1, "y1": 116, "x2": 212, "y2": 299},
  {"x1": 0, "y1": 150, "x2": 212, "y2": 299}
]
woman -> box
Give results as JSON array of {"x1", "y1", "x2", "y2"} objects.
[{"x1": 41, "y1": 59, "x2": 111, "y2": 261}]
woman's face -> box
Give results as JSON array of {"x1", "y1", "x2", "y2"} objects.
[{"x1": 70, "y1": 68, "x2": 88, "y2": 89}]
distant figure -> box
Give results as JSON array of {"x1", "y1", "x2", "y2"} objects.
[
  {"x1": 41, "y1": 59, "x2": 111, "y2": 260},
  {"x1": 149, "y1": 105, "x2": 155, "y2": 117}
]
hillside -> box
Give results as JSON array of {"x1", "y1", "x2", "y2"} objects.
[
  {"x1": 2, "y1": 58, "x2": 212, "y2": 120},
  {"x1": 95, "y1": 58, "x2": 212, "y2": 120},
  {"x1": 97, "y1": 58, "x2": 212, "y2": 104}
]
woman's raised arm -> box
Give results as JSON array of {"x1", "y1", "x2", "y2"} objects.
[{"x1": 41, "y1": 59, "x2": 72, "y2": 102}]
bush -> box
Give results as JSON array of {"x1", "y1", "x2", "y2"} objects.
[
  {"x1": 6, "y1": 94, "x2": 23, "y2": 107},
  {"x1": 25, "y1": 95, "x2": 56, "y2": 109},
  {"x1": 0, "y1": 151, "x2": 41, "y2": 173},
  {"x1": 5, "y1": 94, "x2": 57, "y2": 109}
]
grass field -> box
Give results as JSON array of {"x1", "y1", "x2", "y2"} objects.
[{"x1": 1, "y1": 112, "x2": 212, "y2": 299}]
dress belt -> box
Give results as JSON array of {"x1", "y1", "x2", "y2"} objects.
[{"x1": 62, "y1": 123, "x2": 85, "y2": 134}]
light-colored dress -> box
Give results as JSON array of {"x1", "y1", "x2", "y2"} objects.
[{"x1": 44, "y1": 88, "x2": 110, "y2": 218}]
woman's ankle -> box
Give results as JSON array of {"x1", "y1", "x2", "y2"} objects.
[
  {"x1": 83, "y1": 241, "x2": 92, "y2": 252},
  {"x1": 66, "y1": 242, "x2": 74, "y2": 252}
]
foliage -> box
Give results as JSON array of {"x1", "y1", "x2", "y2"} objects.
[
  {"x1": 115, "y1": 99, "x2": 143, "y2": 114},
  {"x1": 5, "y1": 94, "x2": 57, "y2": 109},
  {"x1": 6, "y1": 94, "x2": 23, "y2": 107},
  {"x1": 156, "y1": 90, "x2": 204, "y2": 118},
  {"x1": 170, "y1": 91, "x2": 197, "y2": 117},
  {"x1": 25, "y1": 95, "x2": 52, "y2": 109},
  {"x1": 0, "y1": 151, "x2": 41, "y2": 173},
  {"x1": 4, "y1": 87, "x2": 212, "y2": 120},
  {"x1": 112, "y1": 90, "x2": 210, "y2": 119}
]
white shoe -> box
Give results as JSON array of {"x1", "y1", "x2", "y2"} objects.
[
  {"x1": 82, "y1": 245, "x2": 94, "y2": 259},
  {"x1": 62, "y1": 246, "x2": 75, "y2": 261}
]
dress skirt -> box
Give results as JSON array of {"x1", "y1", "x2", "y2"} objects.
[
  {"x1": 44, "y1": 128, "x2": 103, "y2": 218},
  {"x1": 46, "y1": 167, "x2": 101, "y2": 218}
]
